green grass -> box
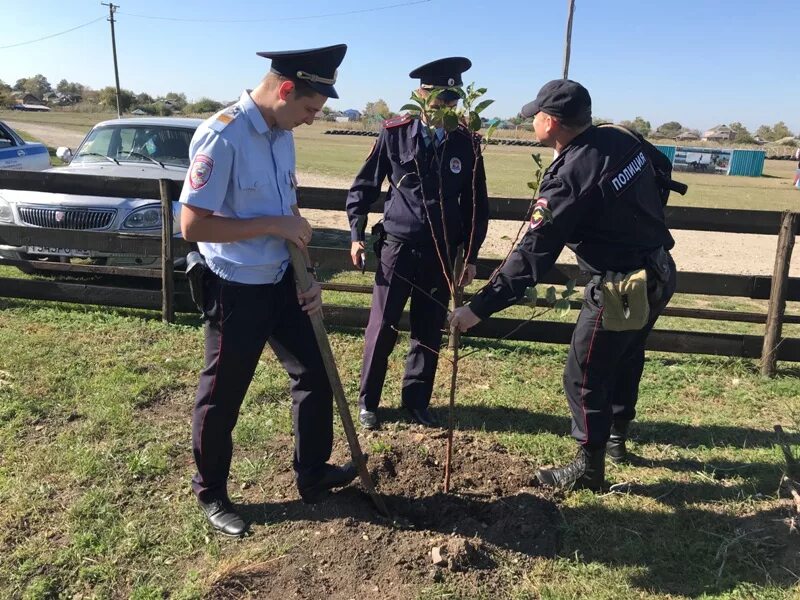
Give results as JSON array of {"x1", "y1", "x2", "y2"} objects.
[
  {"x1": 0, "y1": 109, "x2": 113, "y2": 132},
  {"x1": 0, "y1": 298, "x2": 799, "y2": 599}
]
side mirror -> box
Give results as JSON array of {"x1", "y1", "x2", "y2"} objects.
[{"x1": 55, "y1": 147, "x2": 73, "y2": 163}]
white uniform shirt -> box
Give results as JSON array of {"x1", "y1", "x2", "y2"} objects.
[{"x1": 179, "y1": 90, "x2": 298, "y2": 284}]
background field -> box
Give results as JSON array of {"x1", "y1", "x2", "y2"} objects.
[{"x1": 4, "y1": 109, "x2": 799, "y2": 209}]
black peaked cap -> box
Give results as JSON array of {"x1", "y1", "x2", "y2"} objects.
[{"x1": 257, "y1": 44, "x2": 347, "y2": 99}]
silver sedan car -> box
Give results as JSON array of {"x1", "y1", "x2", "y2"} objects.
[{"x1": 0, "y1": 116, "x2": 201, "y2": 271}]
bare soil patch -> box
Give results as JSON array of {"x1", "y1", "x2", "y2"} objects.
[{"x1": 209, "y1": 428, "x2": 558, "y2": 599}]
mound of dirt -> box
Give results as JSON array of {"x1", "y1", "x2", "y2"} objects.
[{"x1": 209, "y1": 427, "x2": 559, "y2": 599}]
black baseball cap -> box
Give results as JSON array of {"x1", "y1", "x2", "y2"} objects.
[
  {"x1": 520, "y1": 79, "x2": 592, "y2": 120},
  {"x1": 257, "y1": 44, "x2": 347, "y2": 99},
  {"x1": 409, "y1": 57, "x2": 472, "y2": 102}
]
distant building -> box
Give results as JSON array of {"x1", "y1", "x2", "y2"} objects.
[
  {"x1": 702, "y1": 124, "x2": 735, "y2": 142},
  {"x1": 676, "y1": 131, "x2": 700, "y2": 141},
  {"x1": 12, "y1": 104, "x2": 51, "y2": 112},
  {"x1": 342, "y1": 109, "x2": 361, "y2": 121}
]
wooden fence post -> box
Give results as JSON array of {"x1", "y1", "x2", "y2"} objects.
[
  {"x1": 159, "y1": 179, "x2": 175, "y2": 324},
  {"x1": 761, "y1": 211, "x2": 799, "y2": 376}
]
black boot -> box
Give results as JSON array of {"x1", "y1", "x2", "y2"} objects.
[
  {"x1": 606, "y1": 421, "x2": 630, "y2": 464},
  {"x1": 536, "y1": 446, "x2": 606, "y2": 492}
]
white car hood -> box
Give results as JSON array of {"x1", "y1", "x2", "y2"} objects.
[
  {"x1": 50, "y1": 161, "x2": 186, "y2": 180},
  {"x1": 2, "y1": 162, "x2": 186, "y2": 208}
]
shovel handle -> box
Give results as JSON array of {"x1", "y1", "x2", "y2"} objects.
[{"x1": 288, "y1": 243, "x2": 390, "y2": 518}]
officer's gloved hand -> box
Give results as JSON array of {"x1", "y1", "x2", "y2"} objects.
[{"x1": 449, "y1": 305, "x2": 481, "y2": 333}]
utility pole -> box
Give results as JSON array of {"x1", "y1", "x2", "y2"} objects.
[
  {"x1": 102, "y1": 2, "x2": 122, "y2": 118},
  {"x1": 562, "y1": 0, "x2": 575, "y2": 79}
]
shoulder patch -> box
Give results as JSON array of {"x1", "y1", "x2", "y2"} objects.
[
  {"x1": 382, "y1": 114, "x2": 412, "y2": 129},
  {"x1": 208, "y1": 106, "x2": 240, "y2": 133}
]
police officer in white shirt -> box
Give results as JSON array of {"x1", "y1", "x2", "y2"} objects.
[{"x1": 179, "y1": 45, "x2": 356, "y2": 538}]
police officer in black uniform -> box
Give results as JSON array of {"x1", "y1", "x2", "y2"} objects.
[
  {"x1": 180, "y1": 45, "x2": 358, "y2": 537},
  {"x1": 346, "y1": 57, "x2": 489, "y2": 430},
  {"x1": 450, "y1": 79, "x2": 677, "y2": 491}
]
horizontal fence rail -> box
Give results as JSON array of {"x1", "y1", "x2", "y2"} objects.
[
  {"x1": 3, "y1": 278, "x2": 799, "y2": 362},
  {"x1": 2, "y1": 228, "x2": 798, "y2": 303},
  {"x1": 1, "y1": 169, "x2": 798, "y2": 367},
  {"x1": 2, "y1": 169, "x2": 799, "y2": 235}
]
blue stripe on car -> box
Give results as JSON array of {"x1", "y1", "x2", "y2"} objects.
[{"x1": 0, "y1": 145, "x2": 48, "y2": 160}]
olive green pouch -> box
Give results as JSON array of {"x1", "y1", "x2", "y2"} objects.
[{"x1": 600, "y1": 269, "x2": 649, "y2": 331}]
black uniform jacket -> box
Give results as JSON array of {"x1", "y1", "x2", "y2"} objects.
[
  {"x1": 346, "y1": 115, "x2": 489, "y2": 263},
  {"x1": 469, "y1": 125, "x2": 675, "y2": 319}
]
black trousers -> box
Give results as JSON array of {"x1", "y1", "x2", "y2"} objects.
[
  {"x1": 563, "y1": 254, "x2": 677, "y2": 448},
  {"x1": 191, "y1": 268, "x2": 332, "y2": 502},
  {"x1": 359, "y1": 239, "x2": 452, "y2": 411}
]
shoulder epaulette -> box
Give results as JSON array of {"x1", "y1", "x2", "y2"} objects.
[
  {"x1": 382, "y1": 114, "x2": 413, "y2": 129},
  {"x1": 454, "y1": 122, "x2": 482, "y2": 142},
  {"x1": 208, "y1": 105, "x2": 240, "y2": 133}
]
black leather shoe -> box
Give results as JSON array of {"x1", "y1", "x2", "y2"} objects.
[
  {"x1": 535, "y1": 447, "x2": 606, "y2": 492},
  {"x1": 359, "y1": 409, "x2": 379, "y2": 430},
  {"x1": 297, "y1": 462, "x2": 358, "y2": 504},
  {"x1": 198, "y1": 497, "x2": 248, "y2": 538},
  {"x1": 406, "y1": 407, "x2": 439, "y2": 428}
]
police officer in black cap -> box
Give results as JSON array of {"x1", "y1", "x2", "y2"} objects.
[
  {"x1": 180, "y1": 45, "x2": 357, "y2": 537},
  {"x1": 450, "y1": 79, "x2": 677, "y2": 491},
  {"x1": 346, "y1": 57, "x2": 489, "y2": 430}
]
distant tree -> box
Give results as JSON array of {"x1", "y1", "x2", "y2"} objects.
[
  {"x1": 620, "y1": 116, "x2": 651, "y2": 137},
  {"x1": 0, "y1": 80, "x2": 12, "y2": 107},
  {"x1": 655, "y1": 121, "x2": 682, "y2": 137},
  {"x1": 592, "y1": 116, "x2": 613, "y2": 126},
  {"x1": 56, "y1": 79, "x2": 85, "y2": 96},
  {"x1": 135, "y1": 92, "x2": 154, "y2": 106},
  {"x1": 756, "y1": 124, "x2": 780, "y2": 141},
  {"x1": 321, "y1": 106, "x2": 332, "y2": 116},
  {"x1": 363, "y1": 99, "x2": 391, "y2": 119},
  {"x1": 82, "y1": 89, "x2": 100, "y2": 105},
  {"x1": 188, "y1": 97, "x2": 223, "y2": 113},
  {"x1": 14, "y1": 74, "x2": 52, "y2": 99},
  {"x1": 152, "y1": 102, "x2": 173, "y2": 116},
  {"x1": 727, "y1": 122, "x2": 755, "y2": 143},
  {"x1": 98, "y1": 86, "x2": 135, "y2": 112},
  {"x1": 164, "y1": 92, "x2": 187, "y2": 111},
  {"x1": 772, "y1": 121, "x2": 793, "y2": 140}
]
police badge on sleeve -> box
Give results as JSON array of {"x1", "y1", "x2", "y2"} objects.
[
  {"x1": 189, "y1": 154, "x2": 214, "y2": 190},
  {"x1": 449, "y1": 157, "x2": 462, "y2": 174},
  {"x1": 530, "y1": 198, "x2": 551, "y2": 230}
]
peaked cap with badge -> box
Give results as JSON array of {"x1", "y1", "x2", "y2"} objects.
[
  {"x1": 257, "y1": 44, "x2": 347, "y2": 98},
  {"x1": 409, "y1": 56, "x2": 472, "y2": 102}
]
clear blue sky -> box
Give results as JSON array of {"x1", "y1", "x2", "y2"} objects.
[{"x1": 1, "y1": 0, "x2": 797, "y2": 133}]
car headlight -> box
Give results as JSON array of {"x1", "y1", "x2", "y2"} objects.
[
  {"x1": 0, "y1": 195, "x2": 13, "y2": 223},
  {"x1": 122, "y1": 205, "x2": 162, "y2": 229}
]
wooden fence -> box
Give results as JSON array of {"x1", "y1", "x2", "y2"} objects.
[{"x1": 1, "y1": 169, "x2": 799, "y2": 373}]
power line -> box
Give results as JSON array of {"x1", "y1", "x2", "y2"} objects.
[
  {"x1": 117, "y1": 0, "x2": 431, "y2": 23},
  {"x1": 0, "y1": 16, "x2": 105, "y2": 50}
]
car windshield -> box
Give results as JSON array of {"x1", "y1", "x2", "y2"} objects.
[{"x1": 72, "y1": 124, "x2": 195, "y2": 167}]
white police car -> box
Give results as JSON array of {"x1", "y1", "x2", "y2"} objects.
[
  {"x1": 0, "y1": 117, "x2": 201, "y2": 272},
  {"x1": 0, "y1": 121, "x2": 50, "y2": 171}
]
